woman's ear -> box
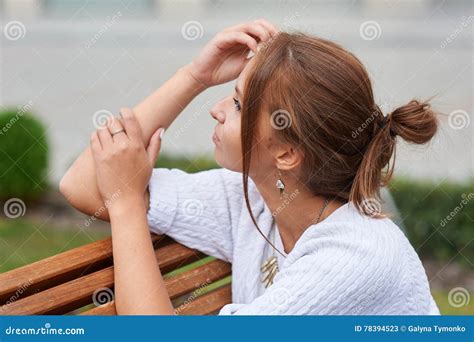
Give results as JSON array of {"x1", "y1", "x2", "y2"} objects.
[{"x1": 274, "y1": 145, "x2": 303, "y2": 172}]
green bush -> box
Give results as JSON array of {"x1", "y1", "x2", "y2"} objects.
[
  {"x1": 389, "y1": 178, "x2": 474, "y2": 267},
  {"x1": 0, "y1": 109, "x2": 49, "y2": 200},
  {"x1": 155, "y1": 152, "x2": 219, "y2": 173}
]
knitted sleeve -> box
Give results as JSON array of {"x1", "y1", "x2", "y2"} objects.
[{"x1": 146, "y1": 167, "x2": 244, "y2": 263}]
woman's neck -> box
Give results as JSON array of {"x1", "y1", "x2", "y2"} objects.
[{"x1": 251, "y1": 173, "x2": 344, "y2": 254}]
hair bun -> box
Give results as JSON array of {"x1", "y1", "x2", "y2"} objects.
[{"x1": 389, "y1": 99, "x2": 438, "y2": 144}]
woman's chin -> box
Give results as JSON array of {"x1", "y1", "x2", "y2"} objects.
[
  {"x1": 213, "y1": 148, "x2": 223, "y2": 167},
  {"x1": 214, "y1": 153, "x2": 243, "y2": 173}
]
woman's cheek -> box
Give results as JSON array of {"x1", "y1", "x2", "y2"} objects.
[{"x1": 217, "y1": 126, "x2": 243, "y2": 172}]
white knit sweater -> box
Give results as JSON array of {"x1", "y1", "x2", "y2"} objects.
[{"x1": 146, "y1": 167, "x2": 440, "y2": 315}]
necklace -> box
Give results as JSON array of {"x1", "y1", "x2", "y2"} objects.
[{"x1": 260, "y1": 198, "x2": 330, "y2": 288}]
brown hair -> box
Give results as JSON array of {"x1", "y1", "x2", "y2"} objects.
[{"x1": 240, "y1": 32, "x2": 438, "y2": 245}]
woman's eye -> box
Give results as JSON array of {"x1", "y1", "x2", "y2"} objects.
[{"x1": 233, "y1": 97, "x2": 241, "y2": 111}]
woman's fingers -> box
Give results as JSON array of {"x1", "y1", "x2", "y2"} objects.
[
  {"x1": 90, "y1": 130, "x2": 102, "y2": 154},
  {"x1": 228, "y1": 22, "x2": 270, "y2": 43},
  {"x1": 97, "y1": 123, "x2": 113, "y2": 149},
  {"x1": 146, "y1": 128, "x2": 164, "y2": 166},
  {"x1": 107, "y1": 115, "x2": 128, "y2": 143},
  {"x1": 119, "y1": 107, "x2": 143, "y2": 143},
  {"x1": 225, "y1": 19, "x2": 279, "y2": 42},
  {"x1": 253, "y1": 19, "x2": 280, "y2": 37},
  {"x1": 217, "y1": 31, "x2": 258, "y2": 52}
]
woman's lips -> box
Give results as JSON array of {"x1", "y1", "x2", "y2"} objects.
[{"x1": 212, "y1": 131, "x2": 220, "y2": 145}]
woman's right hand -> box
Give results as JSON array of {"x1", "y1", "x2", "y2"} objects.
[{"x1": 187, "y1": 19, "x2": 279, "y2": 88}]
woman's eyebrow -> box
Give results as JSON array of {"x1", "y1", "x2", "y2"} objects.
[{"x1": 234, "y1": 84, "x2": 241, "y2": 96}]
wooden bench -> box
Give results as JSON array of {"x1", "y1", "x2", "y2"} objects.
[{"x1": 0, "y1": 233, "x2": 232, "y2": 315}]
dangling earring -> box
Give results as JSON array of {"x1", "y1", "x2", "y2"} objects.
[{"x1": 275, "y1": 168, "x2": 286, "y2": 200}]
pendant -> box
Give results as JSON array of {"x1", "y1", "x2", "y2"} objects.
[
  {"x1": 276, "y1": 179, "x2": 285, "y2": 199},
  {"x1": 261, "y1": 255, "x2": 279, "y2": 288},
  {"x1": 276, "y1": 179, "x2": 285, "y2": 190}
]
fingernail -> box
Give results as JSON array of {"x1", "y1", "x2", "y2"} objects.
[{"x1": 159, "y1": 128, "x2": 166, "y2": 140}]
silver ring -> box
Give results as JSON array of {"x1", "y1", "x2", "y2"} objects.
[{"x1": 111, "y1": 128, "x2": 125, "y2": 136}]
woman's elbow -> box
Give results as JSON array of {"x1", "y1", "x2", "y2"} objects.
[
  {"x1": 59, "y1": 172, "x2": 110, "y2": 221},
  {"x1": 59, "y1": 172, "x2": 73, "y2": 201},
  {"x1": 59, "y1": 170, "x2": 82, "y2": 206},
  {"x1": 59, "y1": 173, "x2": 82, "y2": 211}
]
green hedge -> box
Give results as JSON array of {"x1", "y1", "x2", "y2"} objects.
[
  {"x1": 155, "y1": 153, "x2": 219, "y2": 173},
  {"x1": 389, "y1": 178, "x2": 474, "y2": 267},
  {"x1": 0, "y1": 109, "x2": 49, "y2": 200}
]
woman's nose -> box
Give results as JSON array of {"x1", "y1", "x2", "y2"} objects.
[{"x1": 210, "y1": 105, "x2": 225, "y2": 123}]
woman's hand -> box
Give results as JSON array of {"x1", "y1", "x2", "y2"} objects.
[
  {"x1": 188, "y1": 19, "x2": 279, "y2": 88},
  {"x1": 90, "y1": 108, "x2": 163, "y2": 214}
]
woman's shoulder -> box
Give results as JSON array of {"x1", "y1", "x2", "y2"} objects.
[
  {"x1": 282, "y1": 203, "x2": 435, "y2": 314},
  {"x1": 285, "y1": 203, "x2": 411, "y2": 277},
  {"x1": 295, "y1": 202, "x2": 405, "y2": 243},
  {"x1": 274, "y1": 204, "x2": 432, "y2": 314}
]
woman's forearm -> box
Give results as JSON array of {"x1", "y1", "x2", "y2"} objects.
[
  {"x1": 130, "y1": 64, "x2": 207, "y2": 142},
  {"x1": 59, "y1": 64, "x2": 207, "y2": 220},
  {"x1": 109, "y1": 199, "x2": 175, "y2": 315}
]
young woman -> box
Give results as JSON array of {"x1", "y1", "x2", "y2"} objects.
[{"x1": 60, "y1": 19, "x2": 440, "y2": 315}]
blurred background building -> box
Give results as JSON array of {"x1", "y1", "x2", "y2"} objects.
[
  {"x1": 0, "y1": 0, "x2": 473, "y2": 315},
  {"x1": 0, "y1": 0, "x2": 472, "y2": 184}
]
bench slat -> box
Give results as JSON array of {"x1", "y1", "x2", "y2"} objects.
[
  {"x1": 165, "y1": 259, "x2": 231, "y2": 299},
  {"x1": 80, "y1": 259, "x2": 231, "y2": 315},
  {"x1": 175, "y1": 285, "x2": 232, "y2": 315},
  {"x1": 0, "y1": 234, "x2": 168, "y2": 304},
  {"x1": 81, "y1": 285, "x2": 232, "y2": 316},
  {"x1": 0, "y1": 242, "x2": 206, "y2": 315}
]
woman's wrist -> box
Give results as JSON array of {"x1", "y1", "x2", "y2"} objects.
[
  {"x1": 108, "y1": 195, "x2": 147, "y2": 220},
  {"x1": 178, "y1": 63, "x2": 208, "y2": 94}
]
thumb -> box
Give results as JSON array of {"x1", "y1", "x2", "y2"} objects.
[{"x1": 147, "y1": 128, "x2": 165, "y2": 166}]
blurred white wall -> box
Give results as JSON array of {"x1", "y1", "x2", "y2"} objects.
[{"x1": 0, "y1": 0, "x2": 472, "y2": 184}]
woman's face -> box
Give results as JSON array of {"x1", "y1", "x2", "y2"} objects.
[{"x1": 209, "y1": 58, "x2": 275, "y2": 175}]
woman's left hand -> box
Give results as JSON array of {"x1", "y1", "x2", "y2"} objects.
[{"x1": 90, "y1": 108, "x2": 163, "y2": 213}]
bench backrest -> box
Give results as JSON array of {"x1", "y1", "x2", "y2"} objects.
[{"x1": 0, "y1": 233, "x2": 232, "y2": 315}]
